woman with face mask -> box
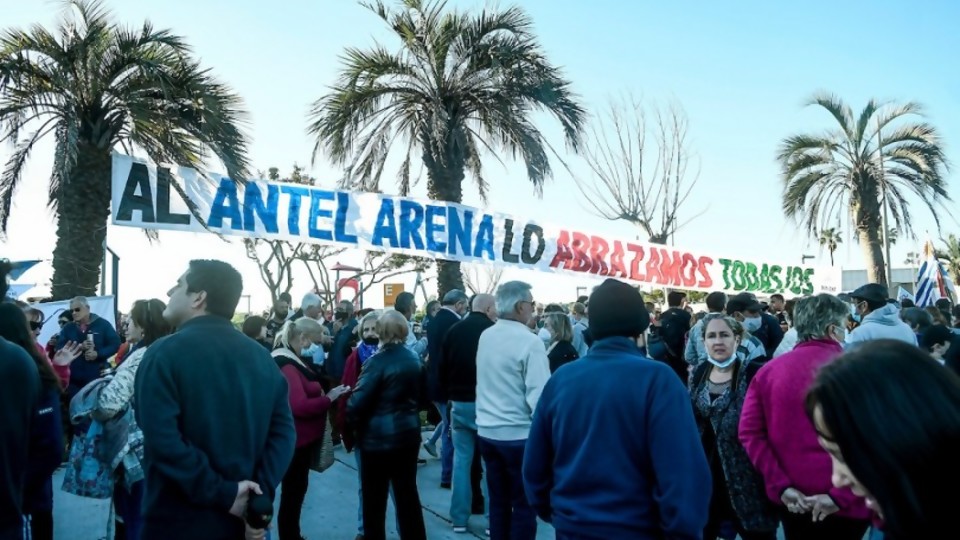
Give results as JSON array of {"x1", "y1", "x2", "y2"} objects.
[
  {"x1": 739, "y1": 295, "x2": 872, "y2": 539},
  {"x1": 691, "y1": 315, "x2": 778, "y2": 540},
  {"x1": 272, "y1": 318, "x2": 350, "y2": 540},
  {"x1": 336, "y1": 310, "x2": 385, "y2": 540}
]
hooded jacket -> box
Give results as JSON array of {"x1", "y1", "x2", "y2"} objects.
[{"x1": 846, "y1": 303, "x2": 917, "y2": 346}]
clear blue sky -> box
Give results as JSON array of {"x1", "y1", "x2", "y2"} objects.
[{"x1": 2, "y1": 0, "x2": 959, "y2": 308}]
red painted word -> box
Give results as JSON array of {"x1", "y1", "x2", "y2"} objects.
[{"x1": 548, "y1": 231, "x2": 714, "y2": 288}]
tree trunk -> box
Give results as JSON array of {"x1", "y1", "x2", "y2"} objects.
[
  {"x1": 857, "y1": 227, "x2": 887, "y2": 286},
  {"x1": 51, "y1": 143, "x2": 113, "y2": 300},
  {"x1": 425, "y1": 149, "x2": 466, "y2": 299},
  {"x1": 829, "y1": 250, "x2": 835, "y2": 267}
]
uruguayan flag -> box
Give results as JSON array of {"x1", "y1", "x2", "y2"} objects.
[{"x1": 916, "y1": 240, "x2": 956, "y2": 307}]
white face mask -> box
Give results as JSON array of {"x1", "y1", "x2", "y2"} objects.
[
  {"x1": 707, "y1": 354, "x2": 737, "y2": 369},
  {"x1": 742, "y1": 316, "x2": 762, "y2": 333}
]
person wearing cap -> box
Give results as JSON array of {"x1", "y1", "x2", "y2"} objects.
[
  {"x1": 846, "y1": 283, "x2": 917, "y2": 346},
  {"x1": 723, "y1": 296, "x2": 769, "y2": 363},
  {"x1": 728, "y1": 293, "x2": 783, "y2": 358},
  {"x1": 523, "y1": 278, "x2": 711, "y2": 540}
]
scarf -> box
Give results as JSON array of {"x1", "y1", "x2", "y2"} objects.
[{"x1": 358, "y1": 342, "x2": 379, "y2": 366}]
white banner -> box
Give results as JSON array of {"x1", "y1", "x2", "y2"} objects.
[
  {"x1": 30, "y1": 296, "x2": 117, "y2": 347},
  {"x1": 110, "y1": 153, "x2": 842, "y2": 297}
]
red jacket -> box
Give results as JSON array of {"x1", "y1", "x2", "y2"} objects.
[
  {"x1": 273, "y1": 349, "x2": 331, "y2": 449},
  {"x1": 338, "y1": 348, "x2": 362, "y2": 452},
  {"x1": 739, "y1": 339, "x2": 871, "y2": 521},
  {"x1": 37, "y1": 342, "x2": 69, "y2": 390}
]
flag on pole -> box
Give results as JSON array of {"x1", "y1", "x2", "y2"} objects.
[
  {"x1": 897, "y1": 286, "x2": 914, "y2": 303},
  {"x1": 915, "y1": 240, "x2": 956, "y2": 307}
]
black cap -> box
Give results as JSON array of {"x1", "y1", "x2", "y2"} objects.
[
  {"x1": 588, "y1": 279, "x2": 650, "y2": 340},
  {"x1": 726, "y1": 292, "x2": 763, "y2": 315},
  {"x1": 850, "y1": 283, "x2": 888, "y2": 305}
]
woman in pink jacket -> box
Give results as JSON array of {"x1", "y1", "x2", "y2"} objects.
[
  {"x1": 739, "y1": 294, "x2": 871, "y2": 539},
  {"x1": 272, "y1": 318, "x2": 350, "y2": 540}
]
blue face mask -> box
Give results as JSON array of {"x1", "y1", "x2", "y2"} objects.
[
  {"x1": 301, "y1": 343, "x2": 320, "y2": 357},
  {"x1": 707, "y1": 354, "x2": 737, "y2": 369},
  {"x1": 742, "y1": 316, "x2": 762, "y2": 333},
  {"x1": 849, "y1": 304, "x2": 862, "y2": 323}
]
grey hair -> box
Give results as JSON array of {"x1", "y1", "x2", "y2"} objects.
[
  {"x1": 495, "y1": 281, "x2": 532, "y2": 317},
  {"x1": 793, "y1": 294, "x2": 850, "y2": 342},
  {"x1": 700, "y1": 314, "x2": 744, "y2": 339},
  {"x1": 70, "y1": 296, "x2": 89, "y2": 307},
  {"x1": 442, "y1": 289, "x2": 468, "y2": 306},
  {"x1": 356, "y1": 310, "x2": 383, "y2": 338},
  {"x1": 301, "y1": 292, "x2": 322, "y2": 310}
]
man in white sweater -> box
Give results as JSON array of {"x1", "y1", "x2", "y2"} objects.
[{"x1": 475, "y1": 281, "x2": 551, "y2": 540}]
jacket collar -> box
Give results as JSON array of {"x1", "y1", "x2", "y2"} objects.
[
  {"x1": 176, "y1": 314, "x2": 235, "y2": 331},
  {"x1": 793, "y1": 338, "x2": 843, "y2": 353},
  {"x1": 271, "y1": 348, "x2": 300, "y2": 362},
  {"x1": 587, "y1": 336, "x2": 646, "y2": 358}
]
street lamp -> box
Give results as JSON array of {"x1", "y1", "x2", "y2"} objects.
[{"x1": 801, "y1": 254, "x2": 815, "y2": 265}]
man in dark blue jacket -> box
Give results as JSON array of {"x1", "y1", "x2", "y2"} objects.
[
  {"x1": 57, "y1": 296, "x2": 120, "y2": 397},
  {"x1": 523, "y1": 278, "x2": 711, "y2": 540},
  {"x1": 135, "y1": 260, "x2": 295, "y2": 540}
]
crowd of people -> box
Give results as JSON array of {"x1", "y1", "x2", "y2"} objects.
[{"x1": 1, "y1": 257, "x2": 959, "y2": 540}]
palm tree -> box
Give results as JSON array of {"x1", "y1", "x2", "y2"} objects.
[
  {"x1": 818, "y1": 227, "x2": 842, "y2": 266},
  {"x1": 308, "y1": 0, "x2": 585, "y2": 296},
  {"x1": 0, "y1": 0, "x2": 249, "y2": 299},
  {"x1": 778, "y1": 93, "x2": 949, "y2": 286},
  {"x1": 936, "y1": 234, "x2": 960, "y2": 286}
]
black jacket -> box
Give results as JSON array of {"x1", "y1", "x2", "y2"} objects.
[
  {"x1": 326, "y1": 318, "x2": 358, "y2": 380},
  {"x1": 426, "y1": 308, "x2": 460, "y2": 402},
  {"x1": 753, "y1": 313, "x2": 785, "y2": 358},
  {"x1": 548, "y1": 340, "x2": 580, "y2": 374},
  {"x1": 135, "y1": 316, "x2": 296, "y2": 540},
  {"x1": 346, "y1": 343, "x2": 424, "y2": 452},
  {"x1": 439, "y1": 312, "x2": 495, "y2": 402},
  {"x1": 0, "y1": 338, "x2": 39, "y2": 530}
]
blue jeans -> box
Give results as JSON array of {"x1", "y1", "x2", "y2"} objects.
[
  {"x1": 479, "y1": 437, "x2": 537, "y2": 540},
  {"x1": 427, "y1": 401, "x2": 453, "y2": 484},
  {"x1": 450, "y1": 402, "x2": 487, "y2": 526}
]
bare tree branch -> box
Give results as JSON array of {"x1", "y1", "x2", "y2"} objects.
[
  {"x1": 573, "y1": 96, "x2": 703, "y2": 244},
  {"x1": 463, "y1": 263, "x2": 504, "y2": 295}
]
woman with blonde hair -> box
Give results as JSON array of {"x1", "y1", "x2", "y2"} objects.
[
  {"x1": 273, "y1": 318, "x2": 350, "y2": 540},
  {"x1": 543, "y1": 312, "x2": 579, "y2": 373},
  {"x1": 347, "y1": 311, "x2": 427, "y2": 540}
]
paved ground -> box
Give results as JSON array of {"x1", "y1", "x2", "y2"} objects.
[{"x1": 53, "y1": 436, "x2": 556, "y2": 540}]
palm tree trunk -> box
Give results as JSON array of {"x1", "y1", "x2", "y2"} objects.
[
  {"x1": 830, "y1": 249, "x2": 835, "y2": 267},
  {"x1": 425, "y1": 151, "x2": 466, "y2": 298},
  {"x1": 857, "y1": 227, "x2": 887, "y2": 286},
  {"x1": 50, "y1": 143, "x2": 112, "y2": 300}
]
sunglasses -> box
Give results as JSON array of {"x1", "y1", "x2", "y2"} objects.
[
  {"x1": 72, "y1": 307, "x2": 84, "y2": 312},
  {"x1": 29, "y1": 321, "x2": 42, "y2": 331}
]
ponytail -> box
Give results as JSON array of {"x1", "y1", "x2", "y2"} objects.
[{"x1": 275, "y1": 320, "x2": 301, "y2": 350}]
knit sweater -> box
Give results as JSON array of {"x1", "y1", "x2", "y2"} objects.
[
  {"x1": 476, "y1": 319, "x2": 551, "y2": 441},
  {"x1": 739, "y1": 339, "x2": 871, "y2": 521},
  {"x1": 524, "y1": 337, "x2": 710, "y2": 539}
]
